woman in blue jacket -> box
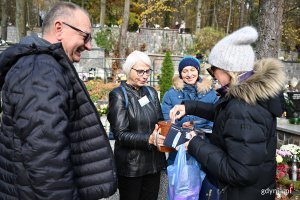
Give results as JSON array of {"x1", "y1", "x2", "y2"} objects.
[
  {"x1": 161, "y1": 56, "x2": 218, "y2": 130},
  {"x1": 161, "y1": 56, "x2": 219, "y2": 200}
]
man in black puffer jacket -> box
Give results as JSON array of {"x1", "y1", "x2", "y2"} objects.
[
  {"x1": 170, "y1": 26, "x2": 286, "y2": 200},
  {"x1": 0, "y1": 2, "x2": 117, "y2": 200}
]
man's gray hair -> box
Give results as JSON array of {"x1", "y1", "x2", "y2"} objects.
[{"x1": 42, "y1": 2, "x2": 89, "y2": 35}]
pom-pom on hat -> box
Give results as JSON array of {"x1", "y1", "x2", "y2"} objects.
[
  {"x1": 208, "y1": 26, "x2": 258, "y2": 72},
  {"x1": 178, "y1": 56, "x2": 200, "y2": 78}
]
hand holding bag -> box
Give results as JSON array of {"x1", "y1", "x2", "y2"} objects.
[{"x1": 167, "y1": 144, "x2": 205, "y2": 200}]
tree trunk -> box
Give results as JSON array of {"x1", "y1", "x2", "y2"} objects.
[
  {"x1": 100, "y1": 0, "x2": 106, "y2": 27},
  {"x1": 195, "y1": 0, "x2": 202, "y2": 33},
  {"x1": 212, "y1": 0, "x2": 218, "y2": 29},
  {"x1": 16, "y1": 0, "x2": 26, "y2": 42},
  {"x1": 239, "y1": 0, "x2": 245, "y2": 28},
  {"x1": 163, "y1": 1, "x2": 171, "y2": 28},
  {"x1": 37, "y1": 2, "x2": 41, "y2": 27},
  {"x1": 114, "y1": 0, "x2": 130, "y2": 82},
  {"x1": 226, "y1": 0, "x2": 232, "y2": 34},
  {"x1": 1, "y1": 0, "x2": 8, "y2": 41},
  {"x1": 256, "y1": 0, "x2": 284, "y2": 59},
  {"x1": 143, "y1": 0, "x2": 148, "y2": 28},
  {"x1": 118, "y1": 0, "x2": 130, "y2": 58},
  {"x1": 26, "y1": 0, "x2": 31, "y2": 29}
]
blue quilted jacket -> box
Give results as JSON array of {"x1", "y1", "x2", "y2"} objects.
[{"x1": 161, "y1": 75, "x2": 218, "y2": 129}]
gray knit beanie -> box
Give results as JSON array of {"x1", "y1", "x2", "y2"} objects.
[{"x1": 208, "y1": 26, "x2": 258, "y2": 72}]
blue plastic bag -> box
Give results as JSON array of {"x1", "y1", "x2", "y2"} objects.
[{"x1": 167, "y1": 144, "x2": 206, "y2": 200}]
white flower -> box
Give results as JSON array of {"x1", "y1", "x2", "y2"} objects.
[
  {"x1": 276, "y1": 155, "x2": 283, "y2": 163},
  {"x1": 100, "y1": 104, "x2": 108, "y2": 109},
  {"x1": 280, "y1": 144, "x2": 300, "y2": 155}
]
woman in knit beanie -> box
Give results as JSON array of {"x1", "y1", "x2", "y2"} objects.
[
  {"x1": 161, "y1": 55, "x2": 219, "y2": 131},
  {"x1": 161, "y1": 55, "x2": 219, "y2": 199},
  {"x1": 162, "y1": 55, "x2": 218, "y2": 144},
  {"x1": 169, "y1": 26, "x2": 286, "y2": 200}
]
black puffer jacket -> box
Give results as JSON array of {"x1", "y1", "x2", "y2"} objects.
[
  {"x1": 186, "y1": 58, "x2": 286, "y2": 200},
  {"x1": 107, "y1": 81, "x2": 166, "y2": 177},
  {"x1": 0, "y1": 35, "x2": 117, "y2": 200}
]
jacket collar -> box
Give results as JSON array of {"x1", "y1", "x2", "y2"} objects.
[
  {"x1": 226, "y1": 58, "x2": 286, "y2": 105},
  {"x1": 0, "y1": 38, "x2": 66, "y2": 88},
  {"x1": 172, "y1": 75, "x2": 213, "y2": 94}
]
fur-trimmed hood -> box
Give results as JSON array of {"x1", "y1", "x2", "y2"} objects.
[
  {"x1": 172, "y1": 75, "x2": 213, "y2": 94},
  {"x1": 227, "y1": 58, "x2": 286, "y2": 104}
]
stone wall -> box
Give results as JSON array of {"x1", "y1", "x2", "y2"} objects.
[
  {"x1": 277, "y1": 130, "x2": 300, "y2": 148},
  {"x1": 1, "y1": 26, "x2": 299, "y2": 82},
  {"x1": 284, "y1": 61, "x2": 300, "y2": 80},
  {"x1": 128, "y1": 28, "x2": 193, "y2": 55},
  {"x1": 6, "y1": 26, "x2": 19, "y2": 43},
  {"x1": 94, "y1": 27, "x2": 193, "y2": 55}
]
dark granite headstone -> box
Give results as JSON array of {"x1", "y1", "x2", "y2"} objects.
[{"x1": 287, "y1": 92, "x2": 300, "y2": 118}]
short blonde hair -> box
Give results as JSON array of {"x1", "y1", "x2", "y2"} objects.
[
  {"x1": 227, "y1": 71, "x2": 240, "y2": 86},
  {"x1": 122, "y1": 51, "x2": 151, "y2": 76}
]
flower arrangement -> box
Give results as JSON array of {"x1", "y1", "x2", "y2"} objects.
[
  {"x1": 276, "y1": 144, "x2": 300, "y2": 192},
  {"x1": 277, "y1": 144, "x2": 300, "y2": 164},
  {"x1": 84, "y1": 79, "x2": 118, "y2": 102},
  {"x1": 84, "y1": 79, "x2": 118, "y2": 116},
  {"x1": 96, "y1": 103, "x2": 108, "y2": 116}
]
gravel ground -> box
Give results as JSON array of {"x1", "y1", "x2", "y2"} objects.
[{"x1": 100, "y1": 140, "x2": 168, "y2": 200}]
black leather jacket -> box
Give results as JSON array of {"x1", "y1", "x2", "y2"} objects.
[{"x1": 107, "y1": 81, "x2": 166, "y2": 177}]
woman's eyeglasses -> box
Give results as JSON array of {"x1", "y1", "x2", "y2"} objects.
[
  {"x1": 132, "y1": 68, "x2": 152, "y2": 76},
  {"x1": 62, "y1": 22, "x2": 92, "y2": 44}
]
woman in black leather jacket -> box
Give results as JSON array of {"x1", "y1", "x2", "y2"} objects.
[{"x1": 107, "y1": 50, "x2": 166, "y2": 200}]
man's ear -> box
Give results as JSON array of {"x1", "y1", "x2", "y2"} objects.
[{"x1": 54, "y1": 21, "x2": 63, "y2": 42}]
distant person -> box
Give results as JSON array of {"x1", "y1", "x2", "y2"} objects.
[
  {"x1": 179, "y1": 20, "x2": 186, "y2": 33},
  {"x1": 0, "y1": 2, "x2": 117, "y2": 200},
  {"x1": 108, "y1": 50, "x2": 166, "y2": 200},
  {"x1": 196, "y1": 52, "x2": 204, "y2": 63},
  {"x1": 174, "y1": 21, "x2": 180, "y2": 29},
  {"x1": 170, "y1": 26, "x2": 286, "y2": 200}
]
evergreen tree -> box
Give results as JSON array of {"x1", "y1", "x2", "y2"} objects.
[{"x1": 159, "y1": 51, "x2": 174, "y2": 102}]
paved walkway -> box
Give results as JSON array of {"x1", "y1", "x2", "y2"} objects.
[
  {"x1": 101, "y1": 171, "x2": 168, "y2": 200},
  {"x1": 100, "y1": 140, "x2": 169, "y2": 200}
]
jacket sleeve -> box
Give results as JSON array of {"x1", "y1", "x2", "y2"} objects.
[
  {"x1": 107, "y1": 89, "x2": 153, "y2": 150},
  {"x1": 188, "y1": 90, "x2": 219, "y2": 128},
  {"x1": 161, "y1": 90, "x2": 196, "y2": 126},
  {"x1": 161, "y1": 90, "x2": 173, "y2": 120},
  {"x1": 188, "y1": 104, "x2": 268, "y2": 187},
  {"x1": 184, "y1": 100, "x2": 216, "y2": 121},
  {"x1": 152, "y1": 87, "x2": 164, "y2": 122},
  {"x1": 12, "y1": 59, "x2": 75, "y2": 199}
]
